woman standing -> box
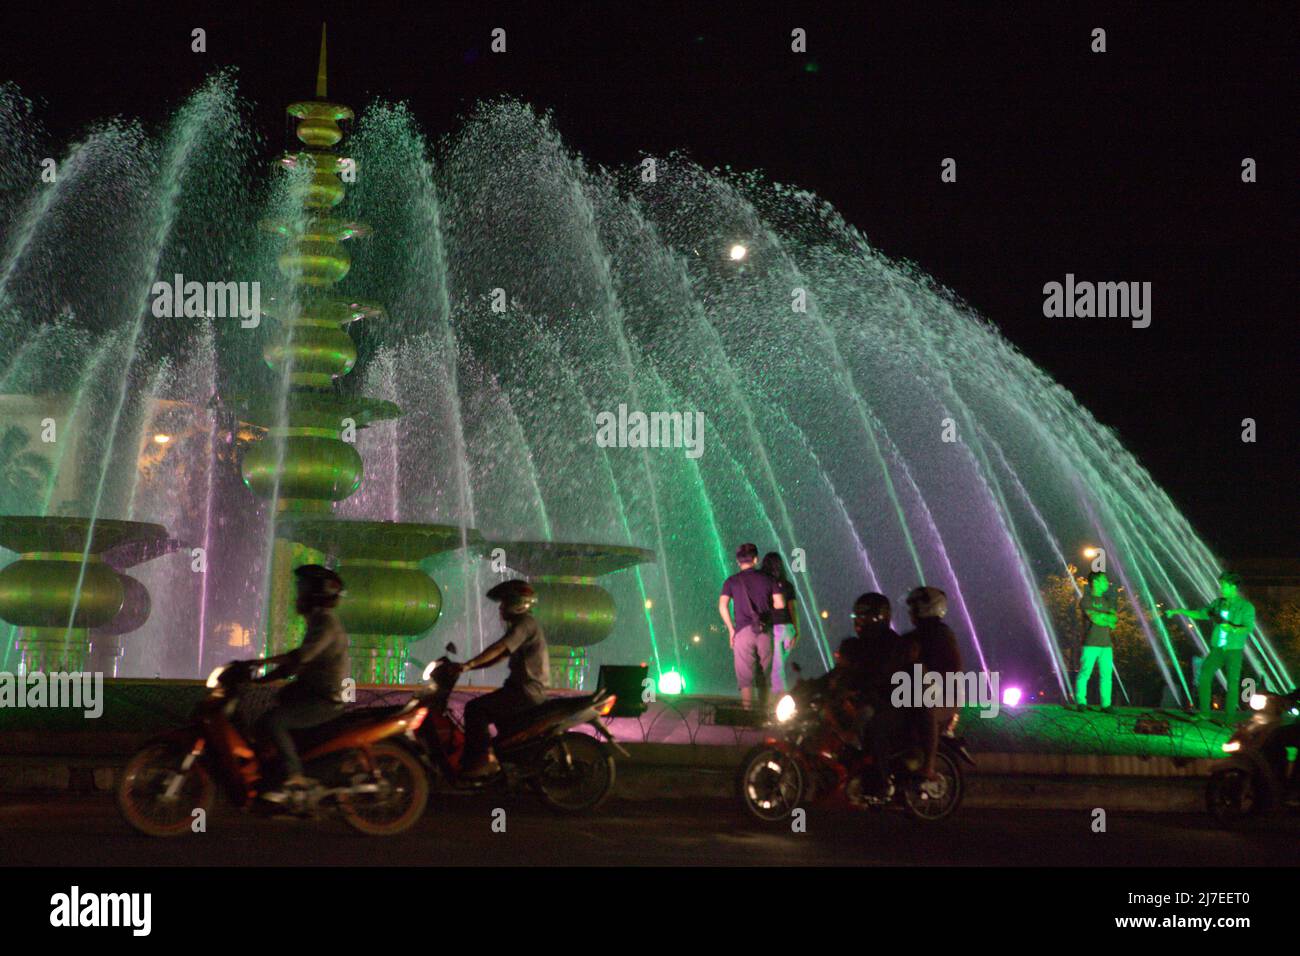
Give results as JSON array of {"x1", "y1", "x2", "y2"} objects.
[{"x1": 761, "y1": 552, "x2": 799, "y2": 693}]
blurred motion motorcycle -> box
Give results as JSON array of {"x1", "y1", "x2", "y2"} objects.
[
  {"x1": 410, "y1": 645, "x2": 624, "y2": 813},
  {"x1": 1206, "y1": 685, "x2": 1300, "y2": 826},
  {"x1": 116, "y1": 660, "x2": 430, "y2": 837},
  {"x1": 737, "y1": 667, "x2": 975, "y2": 823}
]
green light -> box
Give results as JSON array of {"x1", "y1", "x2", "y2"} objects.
[{"x1": 658, "y1": 671, "x2": 685, "y2": 695}]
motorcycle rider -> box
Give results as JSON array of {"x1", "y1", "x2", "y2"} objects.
[
  {"x1": 842, "y1": 593, "x2": 916, "y2": 798},
  {"x1": 902, "y1": 586, "x2": 963, "y2": 781},
  {"x1": 451, "y1": 580, "x2": 548, "y2": 778},
  {"x1": 252, "y1": 565, "x2": 350, "y2": 795}
]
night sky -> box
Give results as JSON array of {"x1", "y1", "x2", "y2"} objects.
[{"x1": 5, "y1": 1, "x2": 1295, "y2": 557}]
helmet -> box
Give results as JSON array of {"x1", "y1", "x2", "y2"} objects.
[
  {"x1": 486, "y1": 579, "x2": 537, "y2": 616},
  {"x1": 905, "y1": 586, "x2": 948, "y2": 620},
  {"x1": 293, "y1": 564, "x2": 344, "y2": 606},
  {"x1": 851, "y1": 592, "x2": 891, "y2": 625}
]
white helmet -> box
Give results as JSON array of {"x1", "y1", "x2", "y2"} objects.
[{"x1": 905, "y1": 586, "x2": 948, "y2": 619}]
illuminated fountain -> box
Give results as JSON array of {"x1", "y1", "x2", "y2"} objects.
[{"x1": 0, "y1": 29, "x2": 1289, "y2": 698}]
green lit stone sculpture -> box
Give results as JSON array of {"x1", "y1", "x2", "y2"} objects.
[
  {"x1": 234, "y1": 28, "x2": 655, "y2": 687},
  {"x1": 236, "y1": 27, "x2": 484, "y2": 678},
  {"x1": 0, "y1": 517, "x2": 169, "y2": 672}
]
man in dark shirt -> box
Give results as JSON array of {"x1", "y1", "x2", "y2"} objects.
[
  {"x1": 718, "y1": 543, "x2": 785, "y2": 707},
  {"x1": 253, "y1": 565, "x2": 350, "y2": 792},
  {"x1": 454, "y1": 580, "x2": 548, "y2": 777}
]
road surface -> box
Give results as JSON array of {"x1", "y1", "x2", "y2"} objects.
[{"x1": 3, "y1": 793, "x2": 1296, "y2": 866}]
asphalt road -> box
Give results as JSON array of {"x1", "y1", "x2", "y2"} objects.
[{"x1": 2, "y1": 792, "x2": 1297, "y2": 866}]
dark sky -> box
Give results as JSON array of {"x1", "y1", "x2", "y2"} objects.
[{"x1": 5, "y1": 1, "x2": 1296, "y2": 557}]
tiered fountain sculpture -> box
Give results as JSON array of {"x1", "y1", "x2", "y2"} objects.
[{"x1": 237, "y1": 27, "x2": 473, "y2": 682}]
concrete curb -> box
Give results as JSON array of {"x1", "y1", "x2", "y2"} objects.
[{"x1": 1, "y1": 748, "x2": 1211, "y2": 812}]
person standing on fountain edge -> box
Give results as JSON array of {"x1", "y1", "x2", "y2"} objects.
[
  {"x1": 252, "y1": 565, "x2": 350, "y2": 795},
  {"x1": 453, "y1": 580, "x2": 548, "y2": 777},
  {"x1": 1075, "y1": 570, "x2": 1118, "y2": 711},
  {"x1": 1164, "y1": 571, "x2": 1255, "y2": 719},
  {"x1": 719, "y1": 543, "x2": 785, "y2": 707},
  {"x1": 761, "y1": 551, "x2": 800, "y2": 693}
]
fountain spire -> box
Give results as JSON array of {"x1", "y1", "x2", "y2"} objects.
[{"x1": 316, "y1": 23, "x2": 328, "y2": 99}]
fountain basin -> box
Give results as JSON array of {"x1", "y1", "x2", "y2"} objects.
[
  {"x1": 0, "y1": 517, "x2": 170, "y2": 672},
  {"x1": 278, "y1": 518, "x2": 482, "y2": 683}
]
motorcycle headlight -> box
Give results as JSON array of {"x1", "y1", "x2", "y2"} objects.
[
  {"x1": 205, "y1": 665, "x2": 228, "y2": 689},
  {"x1": 776, "y1": 694, "x2": 797, "y2": 723},
  {"x1": 1222, "y1": 740, "x2": 1241, "y2": 753},
  {"x1": 1250, "y1": 693, "x2": 1268, "y2": 711}
]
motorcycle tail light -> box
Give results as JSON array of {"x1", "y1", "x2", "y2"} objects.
[
  {"x1": 407, "y1": 707, "x2": 429, "y2": 733},
  {"x1": 596, "y1": 695, "x2": 617, "y2": 717}
]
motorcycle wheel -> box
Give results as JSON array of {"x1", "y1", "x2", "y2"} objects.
[
  {"x1": 336, "y1": 742, "x2": 430, "y2": 836},
  {"x1": 737, "y1": 745, "x2": 805, "y2": 823},
  {"x1": 116, "y1": 741, "x2": 215, "y2": 838},
  {"x1": 901, "y1": 749, "x2": 963, "y2": 822},
  {"x1": 1206, "y1": 767, "x2": 1265, "y2": 828},
  {"x1": 533, "y1": 732, "x2": 616, "y2": 814}
]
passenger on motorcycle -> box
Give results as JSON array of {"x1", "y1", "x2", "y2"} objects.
[
  {"x1": 250, "y1": 565, "x2": 350, "y2": 796},
  {"x1": 837, "y1": 593, "x2": 916, "y2": 798},
  {"x1": 902, "y1": 586, "x2": 963, "y2": 781},
  {"x1": 450, "y1": 580, "x2": 549, "y2": 778}
]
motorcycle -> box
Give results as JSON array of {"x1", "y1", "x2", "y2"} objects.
[
  {"x1": 409, "y1": 646, "x2": 625, "y2": 813},
  {"x1": 1206, "y1": 686, "x2": 1300, "y2": 826},
  {"x1": 737, "y1": 671, "x2": 975, "y2": 823},
  {"x1": 116, "y1": 661, "x2": 430, "y2": 837}
]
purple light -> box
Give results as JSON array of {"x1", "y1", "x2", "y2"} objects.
[{"x1": 1002, "y1": 687, "x2": 1023, "y2": 707}]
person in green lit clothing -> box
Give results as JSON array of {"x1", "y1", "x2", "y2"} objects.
[
  {"x1": 1075, "y1": 570, "x2": 1118, "y2": 711},
  {"x1": 1164, "y1": 571, "x2": 1255, "y2": 719}
]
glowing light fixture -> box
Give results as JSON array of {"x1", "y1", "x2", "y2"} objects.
[
  {"x1": 1002, "y1": 687, "x2": 1023, "y2": 707},
  {"x1": 729, "y1": 243, "x2": 747, "y2": 261},
  {"x1": 153, "y1": 433, "x2": 172, "y2": 444},
  {"x1": 658, "y1": 671, "x2": 685, "y2": 695},
  {"x1": 775, "y1": 694, "x2": 797, "y2": 722}
]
